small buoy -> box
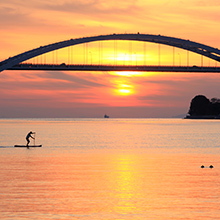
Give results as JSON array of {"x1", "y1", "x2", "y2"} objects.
[
  {"x1": 201, "y1": 165, "x2": 205, "y2": 168},
  {"x1": 209, "y1": 165, "x2": 214, "y2": 169}
]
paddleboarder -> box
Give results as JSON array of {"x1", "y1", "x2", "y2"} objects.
[{"x1": 26, "y1": 131, "x2": 35, "y2": 146}]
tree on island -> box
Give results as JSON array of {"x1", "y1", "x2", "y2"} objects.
[{"x1": 188, "y1": 95, "x2": 220, "y2": 117}]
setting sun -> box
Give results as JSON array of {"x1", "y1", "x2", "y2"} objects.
[
  {"x1": 113, "y1": 71, "x2": 141, "y2": 77},
  {"x1": 116, "y1": 84, "x2": 134, "y2": 96},
  {"x1": 118, "y1": 88, "x2": 131, "y2": 95}
]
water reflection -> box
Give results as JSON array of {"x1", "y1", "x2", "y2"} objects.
[
  {"x1": 112, "y1": 154, "x2": 139, "y2": 214},
  {"x1": 1, "y1": 149, "x2": 220, "y2": 219},
  {"x1": 1, "y1": 119, "x2": 220, "y2": 219}
]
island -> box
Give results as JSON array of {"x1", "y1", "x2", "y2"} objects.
[{"x1": 185, "y1": 95, "x2": 220, "y2": 119}]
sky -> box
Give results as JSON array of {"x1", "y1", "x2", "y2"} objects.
[{"x1": 1, "y1": 0, "x2": 220, "y2": 118}]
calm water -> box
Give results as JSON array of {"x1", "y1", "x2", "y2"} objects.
[{"x1": 0, "y1": 118, "x2": 220, "y2": 220}]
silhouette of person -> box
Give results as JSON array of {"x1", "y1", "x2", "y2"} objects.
[{"x1": 26, "y1": 131, "x2": 35, "y2": 146}]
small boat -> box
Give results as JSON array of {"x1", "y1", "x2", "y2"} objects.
[
  {"x1": 104, "y1": 114, "x2": 109, "y2": 118},
  {"x1": 14, "y1": 145, "x2": 42, "y2": 148}
]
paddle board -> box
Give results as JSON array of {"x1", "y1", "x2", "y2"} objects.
[{"x1": 14, "y1": 145, "x2": 42, "y2": 148}]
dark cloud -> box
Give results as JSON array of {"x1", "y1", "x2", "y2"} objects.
[
  {"x1": 35, "y1": 71, "x2": 106, "y2": 87},
  {"x1": 0, "y1": 71, "x2": 111, "y2": 93}
]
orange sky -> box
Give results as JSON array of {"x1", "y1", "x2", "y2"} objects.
[{"x1": 1, "y1": 0, "x2": 220, "y2": 118}]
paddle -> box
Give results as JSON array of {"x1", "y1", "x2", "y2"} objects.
[{"x1": 33, "y1": 132, "x2": 36, "y2": 146}]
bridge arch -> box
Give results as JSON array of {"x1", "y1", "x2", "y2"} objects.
[{"x1": 1, "y1": 33, "x2": 220, "y2": 72}]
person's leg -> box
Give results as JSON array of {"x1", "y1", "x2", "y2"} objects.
[{"x1": 26, "y1": 138, "x2": 30, "y2": 146}]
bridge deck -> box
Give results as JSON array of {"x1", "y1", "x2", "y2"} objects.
[{"x1": 7, "y1": 64, "x2": 220, "y2": 72}]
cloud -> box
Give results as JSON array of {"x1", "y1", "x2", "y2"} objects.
[
  {"x1": 35, "y1": 71, "x2": 106, "y2": 87},
  {"x1": 0, "y1": 70, "x2": 110, "y2": 92},
  {"x1": 39, "y1": 0, "x2": 139, "y2": 15},
  {"x1": 0, "y1": 6, "x2": 30, "y2": 27},
  {"x1": 132, "y1": 73, "x2": 220, "y2": 107},
  {"x1": 194, "y1": 0, "x2": 220, "y2": 7}
]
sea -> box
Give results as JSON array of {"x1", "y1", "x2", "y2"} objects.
[{"x1": 0, "y1": 118, "x2": 220, "y2": 220}]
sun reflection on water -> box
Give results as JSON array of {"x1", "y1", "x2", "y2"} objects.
[
  {"x1": 111, "y1": 154, "x2": 142, "y2": 215},
  {"x1": 2, "y1": 119, "x2": 220, "y2": 219}
]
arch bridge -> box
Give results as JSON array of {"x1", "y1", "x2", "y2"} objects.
[{"x1": 1, "y1": 33, "x2": 220, "y2": 72}]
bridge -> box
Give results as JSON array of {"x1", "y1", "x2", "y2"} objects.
[
  {"x1": 1, "y1": 33, "x2": 220, "y2": 73},
  {"x1": 8, "y1": 63, "x2": 220, "y2": 72}
]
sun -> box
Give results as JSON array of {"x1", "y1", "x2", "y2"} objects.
[
  {"x1": 116, "y1": 84, "x2": 134, "y2": 96},
  {"x1": 118, "y1": 88, "x2": 131, "y2": 94},
  {"x1": 113, "y1": 71, "x2": 143, "y2": 77}
]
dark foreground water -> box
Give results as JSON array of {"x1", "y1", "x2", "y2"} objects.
[{"x1": 0, "y1": 118, "x2": 220, "y2": 219}]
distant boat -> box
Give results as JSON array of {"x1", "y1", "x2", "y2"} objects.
[{"x1": 104, "y1": 114, "x2": 109, "y2": 118}]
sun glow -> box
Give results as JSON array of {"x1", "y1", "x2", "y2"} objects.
[
  {"x1": 116, "y1": 84, "x2": 134, "y2": 96},
  {"x1": 113, "y1": 71, "x2": 147, "y2": 77},
  {"x1": 118, "y1": 88, "x2": 131, "y2": 94}
]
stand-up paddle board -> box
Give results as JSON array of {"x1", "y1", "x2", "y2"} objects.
[
  {"x1": 14, "y1": 145, "x2": 42, "y2": 148},
  {"x1": 15, "y1": 131, "x2": 42, "y2": 148}
]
